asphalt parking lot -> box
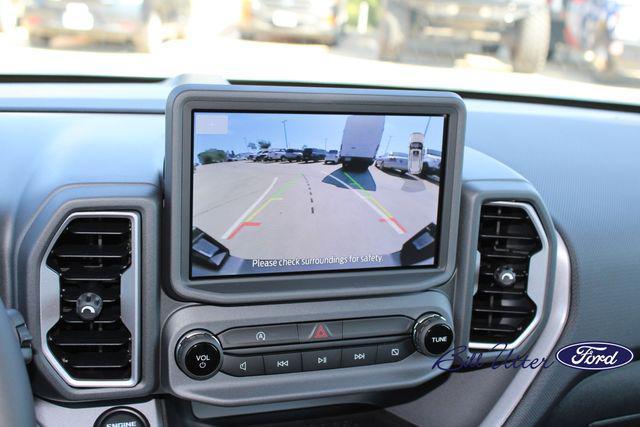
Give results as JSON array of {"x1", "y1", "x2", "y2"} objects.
[{"x1": 193, "y1": 161, "x2": 439, "y2": 263}]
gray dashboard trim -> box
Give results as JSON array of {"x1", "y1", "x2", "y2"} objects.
[
  {"x1": 0, "y1": 83, "x2": 168, "y2": 114},
  {"x1": 0, "y1": 75, "x2": 227, "y2": 114},
  {"x1": 479, "y1": 232, "x2": 570, "y2": 427},
  {"x1": 39, "y1": 211, "x2": 141, "y2": 388}
]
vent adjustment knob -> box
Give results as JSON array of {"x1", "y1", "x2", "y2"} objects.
[
  {"x1": 175, "y1": 330, "x2": 223, "y2": 380},
  {"x1": 75, "y1": 292, "x2": 103, "y2": 321},
  {"x1": 494, "y1": 266, "x2": 517, "y2": 287},
  {"x1": 413, "y1": 313, "x2": 454, "y2": 356}
]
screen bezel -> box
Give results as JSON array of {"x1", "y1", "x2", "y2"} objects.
[
  {"x1": 166, "y1": 85, "x2": 465, "y2": 304},
  {"x1": 189, "y1": 110, "x2": 448, "y2": 279}
]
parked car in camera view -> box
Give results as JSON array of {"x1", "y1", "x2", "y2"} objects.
[
  {"x1": 324, "y1": 149, "x2": 339, "y2": 164},
  {"x1": 239, "y1": 0, "x2": 348, "y2": 46},
  {"x1": 564, "y1": 0, "x2": 640, "y2": 80},
  {"x1": 302, "y1": 148, "x2": 326, "y2": 162},
  {"x1": 378, "y1": 0, "x2": 552, "y2": 73},
  {"x1": 421, "y1": 148, "x2": 442, "y2": 176},
  {"x1": 23, "y1": 0, "x2": 190, "y2": 52},
  {"x1": 254, "y1": 149, "x2": 269, "y2": 161},
  {"x1": 375, "y1": 152, "x2": 409, "y2": 173},
  {"x1": 265, "y1": 148, "x2": 287, "y2": 161},
  {"x1": 284, "y1": 148, "x2": 303, "y2": 162}
]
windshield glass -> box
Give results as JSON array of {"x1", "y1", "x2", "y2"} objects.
[{"x1": 4, "y1": 0, "x2": 640, "y2": 105}]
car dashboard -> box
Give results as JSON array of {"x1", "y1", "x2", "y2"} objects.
[{"x1": 0, "y1": 79, "x2": 639, "y2": 427}]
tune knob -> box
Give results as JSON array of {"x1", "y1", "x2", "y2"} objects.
[
  {"x1": 175, "y1": 330, "x2": 223, "y2": 380},
  {"x1": 413, "y1": 313, "x2": 454, "y2": 356}
]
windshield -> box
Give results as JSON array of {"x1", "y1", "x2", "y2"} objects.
[{"x1": 5, "y1": 0, "x2": 640, "y2": 105}]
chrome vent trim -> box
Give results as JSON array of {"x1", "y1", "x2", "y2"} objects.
[
  {"x1": 39, "y1": 211, "x2": 140, "y2": 388},
  {"x1": 469, "y1": 201, "x2": 549, "y2": 351}
]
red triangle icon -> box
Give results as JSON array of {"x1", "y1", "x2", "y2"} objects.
[{"x1": 312, "y1": 324, "x2": 329, "y2": 339}]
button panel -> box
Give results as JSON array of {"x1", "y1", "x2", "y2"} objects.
[
  {"x1": 222, "y1": 340, "x2": 414, "y2": 377},
  {"x1": 217, "y1": 316, "x2": 418, "y2": 377}
]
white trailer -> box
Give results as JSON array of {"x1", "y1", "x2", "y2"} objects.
[{"x1": 339, "y1": 115, "x2": 386, "y2": 170}]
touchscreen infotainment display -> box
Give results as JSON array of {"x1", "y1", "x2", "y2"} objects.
[{"x1": 190, "y1": 112, "x2": 447, "y2": 278}]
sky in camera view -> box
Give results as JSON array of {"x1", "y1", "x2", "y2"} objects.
[{"x1": 193, "y1": 113, "x2": 445, "y2": 156}]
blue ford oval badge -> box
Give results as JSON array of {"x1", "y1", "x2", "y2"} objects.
[{"x1": 556, "y1": 342, "x2": 634, "y2": 370}]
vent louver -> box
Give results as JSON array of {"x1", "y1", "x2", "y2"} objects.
[
  {"x1": 470, "y1": 203, "x2": 543, "y2": 348},
  {"x1": 46, "y1": 217, "x2": 133, "y2": 381}
]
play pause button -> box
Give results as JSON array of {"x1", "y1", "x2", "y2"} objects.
[{"x1": 302, "y1": 349, "x2": 341, "y2": 371}]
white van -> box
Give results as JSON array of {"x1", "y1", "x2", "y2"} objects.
[{"x1": 339, "y1": 115, "x2": 385, "y2": 170}]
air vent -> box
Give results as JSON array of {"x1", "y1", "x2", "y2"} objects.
[
  {"x1": 40, "y1": 212, "x2": 140, "y2": 387},
  {"x1": 470, "y1": 202, "x2": 547, "y2": 350}
]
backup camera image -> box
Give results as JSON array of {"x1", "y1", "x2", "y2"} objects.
[{"x1": 190, "y1": 112, "x2": 446, "y2": 278}]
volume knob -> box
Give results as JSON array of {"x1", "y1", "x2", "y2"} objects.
[
  {"x1": 413, "y1": 313, "x2": 454, "y2": 356},
  {"x1": 175, "y1": 330, "x2": 223, "y2": 380}
]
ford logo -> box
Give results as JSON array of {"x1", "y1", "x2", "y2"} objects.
[{"x1": 556, "y1": 342, "x2": 634, "y2": 370}]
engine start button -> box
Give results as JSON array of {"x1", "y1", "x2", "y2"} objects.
[{"x1": 94, "y1": 407, "x2": 149, "y2": 427}]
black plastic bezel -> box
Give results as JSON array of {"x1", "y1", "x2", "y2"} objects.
[{"x1": 165, "y1": 85, "x2": 466, "y2": 304}]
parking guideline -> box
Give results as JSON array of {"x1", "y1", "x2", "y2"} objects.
[
  {"x1": 343, "y1": 172, "x2": 407, "y2": 234},
  {"x1": 244, "y1": 197, "x2": 284, "y2": 223},
  {"x1": 324, "y1": 172, "x2": 405, "y2": 235},
  {"x1": 223, "y1": 177, "x2": 298, "y2": 240}
]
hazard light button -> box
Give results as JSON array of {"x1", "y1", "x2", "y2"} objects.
[{"x1": 298, "y1": 321, "x2": 343, "y2": 342}]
